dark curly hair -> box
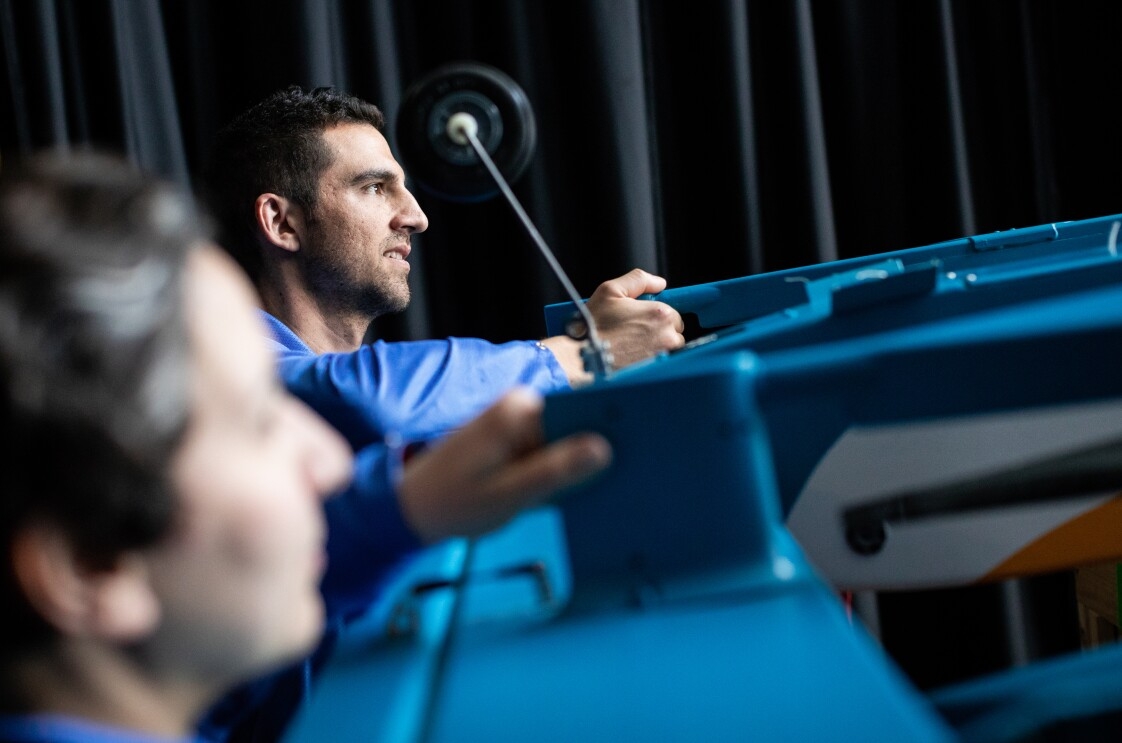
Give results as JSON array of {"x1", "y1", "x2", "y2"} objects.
[{"x1": 200, "y1": 85, "x2": 386, "y2": 284}]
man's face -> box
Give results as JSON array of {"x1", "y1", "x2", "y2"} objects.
[{"x1": 300, "y1": 123, "x2": 429, "y2": 319}]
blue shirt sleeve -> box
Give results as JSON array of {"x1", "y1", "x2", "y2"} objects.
[
  {"x1": 267, "y1": 329, "x2": 570, "y2": 449},
  {"x1": 319, "y1": 442, "x2": 425, "y2": 620}
]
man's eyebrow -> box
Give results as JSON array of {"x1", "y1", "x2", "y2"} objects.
[{"x1": 350, "y1": 168, "x2": 398, "y2": 186}]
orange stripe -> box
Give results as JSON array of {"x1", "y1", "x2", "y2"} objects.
[{"x1": 983, "y1": 493, "x2": 1122, "y2": 582}]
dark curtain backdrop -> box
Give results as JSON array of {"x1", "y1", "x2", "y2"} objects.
[{"x1": 3, "y1": 0, "x2": 1118, "y2": 692}]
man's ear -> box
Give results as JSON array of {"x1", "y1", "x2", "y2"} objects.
[
  {"x1": 11, "y1": 523, "x2": 161, "y2": 642},
  {"x1": 255, "y1": 192, "x2": 303, "y2": 254}
]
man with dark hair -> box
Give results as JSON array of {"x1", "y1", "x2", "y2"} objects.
[{"x1": 202, "y1": 84, "x2": 685, "y2": 448}]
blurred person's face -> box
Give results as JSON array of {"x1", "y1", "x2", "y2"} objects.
[{"x1": 145, "y1": 246, "x2": 352, "y2": 688}]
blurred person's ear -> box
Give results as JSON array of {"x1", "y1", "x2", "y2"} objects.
[{"x1": 11, "y1": 524, "x2": 160, "y2": 641}]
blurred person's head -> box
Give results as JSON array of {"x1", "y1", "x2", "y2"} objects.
[{"x1": 0, "y1": 151, "x2": 352, "y2": 734}]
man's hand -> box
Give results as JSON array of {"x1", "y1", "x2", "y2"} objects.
[
  {"x1": 396, "y1": 387, "x2": 612, "y2": 543},
  {"x1": 541, "y1": 268, "x2": 685, "y2": 385},
  {"x1": 586, "y1": 268, "x2": 685, "y2": 365}
]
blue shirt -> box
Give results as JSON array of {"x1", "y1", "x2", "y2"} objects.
[
  {"x1": 262, "y1": 312, "x2": 571, "y2": 447},
  {"x1": 0, "y1": 714, "x2": 201, "y2": 743},
  {"x1": 200, "y1": 313, "x2": 572, "y2": 742}
]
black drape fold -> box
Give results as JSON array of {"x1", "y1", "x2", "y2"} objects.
[
  {"x1": 938, "y1": 0, "x2": 976, "y2": 236},
  {"x1": 724, "y1": 0, "x2": 764, "y2": 276},
  {"x1": 110, "y1": 0, "x2": 188, "y2": 183},
  {"x1": 590, "y1": 0, "x2": 659, "y2": 273},
  {"x1": 796, "y1": 0, "x2": 837, "y2": 263}
]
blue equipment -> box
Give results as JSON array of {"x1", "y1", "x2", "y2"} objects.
[{"x1": 283, "y1": 213, "x2": 1122, "y2": 742}]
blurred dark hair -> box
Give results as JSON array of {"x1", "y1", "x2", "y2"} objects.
[
  {"x1": 201, "y1": 85, "x2": 385, "y2": 284},
  {"x1": 0, "y1": 149, "x2": 207, "y2": 660}
]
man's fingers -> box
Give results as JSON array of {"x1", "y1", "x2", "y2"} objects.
[
  {"x1": 644, "y1": 299, "x2": 686, "y2": 335},
  {"x1": 472, "y1": 389, "x2": 612, "y2": 494},
  {"x1": 397, "y1": 387, "x2": 612, "y2": 542},
  {"x1": 469, "y1": 387, "x2": 547, "y2": 458},
  {"x1": 596, "y1": 267, "x2": 668, "y2": 299},
  {"x1": 487, "y1": 432, "x2": 612, "y2": 502}
]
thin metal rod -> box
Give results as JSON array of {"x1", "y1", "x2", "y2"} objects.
[{"x1": 453, "y1": 117, "x2": 611, "y2": 375}]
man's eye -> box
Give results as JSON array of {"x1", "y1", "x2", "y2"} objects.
[{"x1": 365, "y1": 183, "x2": 383, "y2": 194}]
